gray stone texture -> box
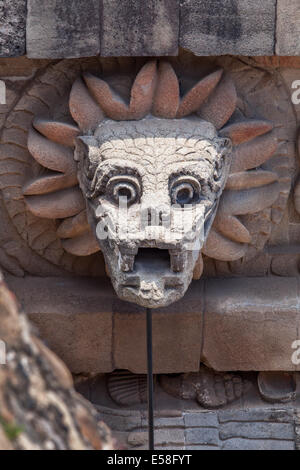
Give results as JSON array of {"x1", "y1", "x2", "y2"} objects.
[
  {"x1": 0, "y1": 0, "x2": 26, "y2": 57},
  {"x1": 100, "y1": 0, "x2": 179, "y2": 56},
  {"x1": 221, "y1": 438, "x2": 294, "y2": 450},
  {"x1": 180, "y1": 0, "x2": 276, "y2": 55},
  {"x1": 219, "y1": 422, "x2": 294, "y2": 441},
  {"x1": 113, "y1": 286, "x2": 203, "y2": 374},
  {"x1": 218, "y1": 408, "x2": 295, "y2": 449},
  {"x1": 7, "y1": 275, "x2": 300, "y2": 374},
  {"x1": 98, "y1": 405, "x2": 296, "y2": 450},
  {"x1": 203, "y1": 277, "x2": 300, "y2": 371},
  {"x1": 184, "y1": 412, "x2": 218, "y2": 428},
  {"x1": 152, "y1": 429, "x2": 185, "y2": 446},
  {"x1": 186, "y1": 427, "x2": 219, "y2": 446},
  {"x1": 218, "y1": 409, "x2": 294, "y2": 423},
  {"x1": 276, "y1": 0, "x2": 300, "y2": 55},
  {"x1": 7, "y1": 276, "x2": 114, "y2": 374},
  {"x1": 26, "y1": 0, "x2": 100, "y2": 58},
  {"x1": 4, "y1": 0, "x2": 300, "y2": 58}
]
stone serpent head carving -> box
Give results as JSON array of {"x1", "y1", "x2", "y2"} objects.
[{"x1": 23, "y1": 61, "x2": 280, "y2": 307}]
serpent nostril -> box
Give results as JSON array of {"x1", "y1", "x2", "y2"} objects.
[{"x1": 141, "y1": 208, "x2": 169, "y2": 227}]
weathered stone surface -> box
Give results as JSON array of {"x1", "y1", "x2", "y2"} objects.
[
  {"x1": 276, "y1": 0, "x2": 300, "y2": 55},
  {"x1": 80, "y1": 117, "x2": 232, "y2": 309},
  {"x1": 100, "y1": 0, "x2": 179, "y2": 56},
  {"x1": 186, "y1": 428, "x2": 219, "y2": 446},
  {"x1": 26, "y1": 0, "x2": 100, "y2": 58},
  {"x1": 258, "y1": 371, "x2": 297, "y2": 403},
  {"x1": 143, "y1": 416, "x2": 184, "y2": 428},
  {"x1": 113, "y1": 286, "x2": 203, "y2": 373},
  {"x1": 22, "y1": 59, "x2": 279, "y2": 309},
  {"x1": 218, "y1": 409, "x2": 294, "y2": 423},
  {"x1": 251, "y1": 56, "x2": 300, "y2": 69},
  {"x1": 0, "y1": 1, "x2": 26, "y2": 57},
  {"x1": 184, "y1": 412, "x2": 218, "y2": 428},
  {"x1": 0, "y1": 273, "x2": 115, "y2": 450},
  {"x1": 180, "y1": 0, "x2": 276, "y2": 55},
  {"x1": 7, "y1": 276, "x2": 114, "y2": 374},
  {"x1": 151, "y1": 429, "x2": 185, "y2": 447},
  {"x1": 0, "y1": 57, "x2": 51, "y2": 77},
  {"x1": 221, "y1": 438, "x2": 294, "y2": 450},
  {"x1": 7, "y1": 275, "x2": 300, "y2": 374},
  {"x1": 0, "y1": 58, "x2": 285, "y2": 297},
  {"x1": 203, "y1": 277, "x2": 300, "y2": 371},
  {"x1": 219, "y1": 422, "x2": 294, "y2": 441},
  {"x1": 96, "y1": 403, "x2": 298, "y2": 450},
  {"x1": 159, "y1": 366, "x2": 249, "y2": 408}
]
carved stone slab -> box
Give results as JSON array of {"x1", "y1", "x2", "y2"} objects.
[
  {"x1": 100, "y1": 0, "x2": 179, "y2": 56},
  {"x1": 0, "y1": 55, "x2": 294, "y2": 305},
  {"x1": 0, "y1": 0, "x2": 26, "y2": 57},
  {"x1": 179, "y1": 0, "x2": 276, "y2": 55},
  {"x1": 276, "y1": 0, "x2": 300, "y2": 55},
  {"x1": 96, "y1": 404, "x2": 296, "y2": 450},
  {"x1": 26, "y1": 0, "x2": 101, "y2": 58},
  {"x1": 7, "y1": 275, "x2": 300, "y2": 374}
]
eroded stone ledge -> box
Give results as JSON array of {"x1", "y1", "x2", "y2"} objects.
[
  {"x1": 0, "y1": 0, "x2": 26, "y2": 57},
  {"x1": 179, "y1": 0, "x2": 276, "y2": 56},
  {"x1": 1, "y1": 1, "x2": 300, "y2": 58},
  {"x1": 6, "y1": 275, "x2": 300, "y2": 374}
]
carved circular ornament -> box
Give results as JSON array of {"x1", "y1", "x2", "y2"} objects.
[{"x1": 0, "y1": 55, "x2": 294, "y2": 288}]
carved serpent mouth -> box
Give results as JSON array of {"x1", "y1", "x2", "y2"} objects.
[
  {"x1": 119, "y1": 247, "x2": 187, "y2": 275},
  {"x1": 117, "y1": 247, "x2": 191, "y2": 307}
]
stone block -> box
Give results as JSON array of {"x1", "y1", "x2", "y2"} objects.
[
  {"x1": 222, "y1": 438, "x2": 294, "y2": 450},
  {"x1": 219, "y1": 422, "x2": 294, "y2": 441},
  {"x1": 141, "y1": 416, "x2": 184, "y2": 428},
  {"x1": 0, "y1": 0, "x2": 26, "y2": 57},
  {"x1": 100, "y1": 0, "x2": 179, "y2": 56},
  {"x1": 218, "y1": 408, "x2": 294, "y2": 424},
  {"x1": 100, "y1": 413, "x2": 141, "y2": 433},
  {"x1": 276, "y1": 0, "x2": 300, "y2": 55},
  {"x1": 180, "y1": 0, "x2": 276, "y2": 55},
  {"x1": 184, "y1": 412, "x2": 218, "y2": 428},
  {"x1": 203, "y1": 277, "x2": 300, "y2": 371},
  {"x1": 8, "y1": 276, "x2": 113, "y2": 374},
  {"x1": 185, "y1": 427, "x2": 219, "y2": 446},
  {"x1": 127, "y1": 427, "x2": 185, "y2": 447},
  {"x1": 186, "y1": 445, "x2": 220, "y2": 450},
  {"x1": 7, "y1": 275, "x2": 300, "y2": 374},
  {"x1": 153, "y1": 429, "x2": 185, "y2": 446},
  {"x1": 26, "y1": 0, "x2": 100, "y2": 58},
  {"x1": 113, "y1": 286, "x2": 203, "y2": 374}
]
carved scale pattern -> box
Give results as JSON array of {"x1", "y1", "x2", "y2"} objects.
[{"x1": 0, "y1": 55, "x2": 295, "y2": 277}]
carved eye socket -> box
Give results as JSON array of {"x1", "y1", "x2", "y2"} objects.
[
  {"x1": 107, "y1": 176, "x2": 140, "y2": 206},
  {"x1": 170, "y1": 176, "x2": 201, "y2": 206}
]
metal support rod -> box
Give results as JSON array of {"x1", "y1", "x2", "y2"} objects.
[{"x1": 146, "y1": 307, "x2": 154, "y2": 450}]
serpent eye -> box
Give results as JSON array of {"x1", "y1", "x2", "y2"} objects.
[
  {"x1": 170, "y1": 176, "x2": 201, "y2": 206},
  {"x1": 107, "y1": 176, "x2": 140, "y2": 206}
]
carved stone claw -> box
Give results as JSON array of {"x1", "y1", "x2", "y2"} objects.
[{"x1": 159, "y1": 366, "x2": 250, "y2": 409}]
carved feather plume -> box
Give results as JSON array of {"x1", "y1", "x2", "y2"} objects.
[{"x1": 23, "y1": 60, "x2": 279, "y2": 265}]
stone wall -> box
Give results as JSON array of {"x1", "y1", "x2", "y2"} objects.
[
  {"x1": 7, "y1": 275, "x2": 300, "y2": 375},
  {"x1": 1, "y1": 51, "x2": 300, "y2": 375},
  {"x1": 98, "y1": 406, "x2": 297, "y2": 450},
  {"x1": 0, "y1": 0, "x2": 300, "y2": 58}
]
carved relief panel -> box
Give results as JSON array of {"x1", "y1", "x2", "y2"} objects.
[
  {"x1": 1, "y1": 53, "x2": 300, "y2": 429},
  {"x1": 0, "y1": 55, "x2": 295, "y2": 308}
]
